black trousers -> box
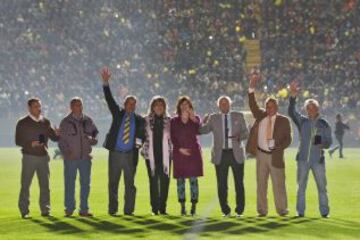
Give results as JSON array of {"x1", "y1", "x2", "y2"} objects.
[
  {"x1": 145, "y1": 160, "x2": 170, "y2": 213},
  {"x1": 108, "y1": 151, "x2": 136, "y2": 215},
  {"x1": 215, "y1": 149, "x2": 245, "y2": 215}
]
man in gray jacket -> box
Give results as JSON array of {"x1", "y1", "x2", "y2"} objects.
[
  {"x1": 199, "y1": 96, "x2": 249, "y2": 217},
  {"x1": 59, "y1": 97, "x2": 98, "y2": 217}
]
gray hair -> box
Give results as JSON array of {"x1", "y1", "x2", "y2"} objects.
[
  {"x1": 217, "y1": 95, "x2": 232, "y2": 107},
  {"x1": 304, "y1": 98, "x2": 320, "y2": 109},
  {"x1": 70, "y1": 96, "x2": 83, "y2": 106},
  {"x1": 124, "y1": 95, "x2": 137, "y2": 105}
]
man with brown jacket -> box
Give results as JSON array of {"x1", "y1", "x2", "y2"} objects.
[
  {"x1": 58, "y1": 97, "x2": 98, "y2": 217},
  {"x1": 246, "y1": 73, "x2": 292, "y2": 217}
]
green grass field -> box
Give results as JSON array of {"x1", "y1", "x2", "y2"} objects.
[{"x1": 0, "y1": 147, "x2": 359, "y2": 240}]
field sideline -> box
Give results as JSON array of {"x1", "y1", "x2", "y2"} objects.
[{"x1": 0, "y1": 147, "x2": 359, "y2": 240}]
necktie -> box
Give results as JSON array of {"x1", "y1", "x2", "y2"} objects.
[
  {"x1": 225, "y1": 114, "x2": 229, "y2": 149},
  {"x1": 266, "y1": 116, "x2": 272, "y2": 140},
  {"x1": 122, "y1": 115, "x2": 131, "y2": 144}
]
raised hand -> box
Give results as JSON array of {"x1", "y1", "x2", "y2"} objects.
[
  {"x1": 101, "y1": 67, "x2": 111, "y2": 84},
  {"x1": 188, "y1": 109, "x2": 198, "y2": 122},
  {"x1": 290, "y1": 80, "x2": 300, "y2": 97},
  {"x1": 249, "y1": 69, "x2": 260, "y2": 89}
]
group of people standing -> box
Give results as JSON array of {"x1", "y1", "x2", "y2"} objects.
[{"x1": 15, "y1": 67, "x2": 334, "y2": 219}]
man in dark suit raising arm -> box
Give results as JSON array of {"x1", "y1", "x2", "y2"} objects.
[{"x1": 100, "y1": 67, "x2": 145, "y2": 216}]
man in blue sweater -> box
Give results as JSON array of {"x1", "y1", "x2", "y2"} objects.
[{"x1": 288, "y1": 81, "x2": 332, "y2": 218}]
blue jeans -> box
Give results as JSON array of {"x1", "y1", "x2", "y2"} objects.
[
  {"x1": 296, "y1": 160, "x2": 329, "y2": 216},
  {"x1": 64, "y1": 160, "x2": 92, "y2": 213}
]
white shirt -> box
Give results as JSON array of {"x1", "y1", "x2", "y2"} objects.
[
  {"x1": 248, "y1": 88, "x2": 277, "y2": 151},
  {"x1": 222, "y1": 113, "x2": 232, "y2": 149},
  {"x1": 29, "y1": 114, "x2": 44, "y2": 122},
  {"x1": 258, "y1": 114, "x2": 277, "y2": 151}
]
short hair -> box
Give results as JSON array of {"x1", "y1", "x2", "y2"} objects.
[
  {"x1": 217, "y1": 96, "x2": 232, "y2": 107},
  {"x1": 265, "y1": 97, "x2": 278, "y2": 106},
  {"x1": 176, "y1": 96, "x2": 194, "y2": 115},
  {"x1": 124, "y1": 95, "x2": 137, "y2": 105},
  {"x1": 70, "y1": 97, "x2": 83, "y2": 106},
  {"x1": 148, "y1": 95, "x2": 168, "y2": 116},
  {"x1": 304, "y1": 98, "x2": 319, "y2": 109},
  {"x1": 27, "y1": 98, "x2": 41, "y2": 107}
]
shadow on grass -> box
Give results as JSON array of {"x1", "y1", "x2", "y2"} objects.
[
  {"x1": 27, "y1": 214, "x2": 360, "y2": 238},
  {"x1": 29, "y1": 216, "x2": 84, "y2": 234}
]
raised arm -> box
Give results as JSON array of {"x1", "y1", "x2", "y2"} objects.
[
  {"x1": 248, "y1": 72, "x2": 266, "y2": 120},
  {"x1": 101, "y1": 67, "x2": 121, "y2": 116},
  {"x1": 288, "y1": 81, "x2": 305, "y2": 130}
]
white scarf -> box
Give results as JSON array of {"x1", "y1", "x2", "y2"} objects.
[{"x1": 145, "y1": 116, "x2": 171, "y2": 177}]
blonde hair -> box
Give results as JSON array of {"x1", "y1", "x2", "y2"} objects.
[{"x1": 147, "y1": 95, "x2": 169, "y2": 116}]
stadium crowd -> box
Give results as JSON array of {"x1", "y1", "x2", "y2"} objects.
[
  {"x1": 0, "y1": 0, "x2": 257, "y2": 119},
  {"x1": 0, "y1": 0, "x2": 359, "y2": 141}
]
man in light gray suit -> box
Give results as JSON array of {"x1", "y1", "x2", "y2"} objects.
[{"x1": 199, "y1": 96, "x2": 249, "y2": 217}]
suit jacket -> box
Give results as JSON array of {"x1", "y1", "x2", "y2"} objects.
[
  {"x1": 103, "y1": 85, "x2": 145, "y2": 166},
  {"x1": 199, "y1": 112, "x2": 249, "y2": 165},
  {"x1": 246, "y1": 92, "x2": 292, "y2": 168}
]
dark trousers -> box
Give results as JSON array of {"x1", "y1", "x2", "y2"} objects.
[
  {"x1": 18, "y1": 154, "x2": 50, "y2": 215},
  {"x1": 215, "y1": 150, "x2": 245, "y2": 215},
  {"x1": 330, "y1": 135, "x2": 344, "y2": 157},
  {"x1": 145, "y1": 160, "x2": 170, "y2": 213},
  {"x1": 108, "y1": 151, "x2": 136, "y2": 215}
]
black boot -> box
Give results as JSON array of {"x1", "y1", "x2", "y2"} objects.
[
  {"x1": 180, "y1": 202, "x2": 186, "y2": 216},
  {"x1": 191, "y1": 203, "x2": 196, "y2": 216}
]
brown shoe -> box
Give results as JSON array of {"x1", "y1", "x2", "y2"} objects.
[
  {"x1": 79, "y1": 212, "x2": 93, "y2": 217},
  {"x1": 65, "y1": 211, "x2": 73, "y2": 217}
]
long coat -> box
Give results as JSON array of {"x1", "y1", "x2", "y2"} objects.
[{"x1": 170, "y1": 116, "x2": 203, "y2": 178}]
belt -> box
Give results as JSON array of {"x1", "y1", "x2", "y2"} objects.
[
  {"x1": 222, "y1": 148, "x2": 233, "y2": 152},
  {"x1": 257, "y1": 147, "x2": 272, "y2": 155}
]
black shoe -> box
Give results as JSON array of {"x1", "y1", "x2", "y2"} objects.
[
  {"x1": 297, "y1": 213, "x2": 305, "y2": 218},
  {"x1": 41, "y1": 212, "x2": 51, "y2": 217},
  {"x1": 109, "y1": 212, "x2": 118, "y2": 217},
  {"x1": 151, "y1": 211, "x2": 159, "y2": 216},
  {"x1": 190, "y1": 204, "x2": 196, "y2": 216},
  {"x1": 257, "y1": 213, "x2": 267, "y2": 217},
  {"x1": 124, "y1": 213, "x2": 134, "y2": 216},
  {"x1": 21, "y1": 214, "x2": 31, "y2": 219},
  {"x1": 159, "y1": 211, "x2": 168, "y2": 216},
  {"x1": 321, "y1": 214, "x2": 329, "y2": 218},
  {"x1": 65, "y1": 211, "x2": 74, "y2": 217},
  {"x1": 222, "y1": 212, "x2": 231, "y2": 217},
  {"x1": 235, "y1": 213, "x2": 243, "y2": 218}
]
